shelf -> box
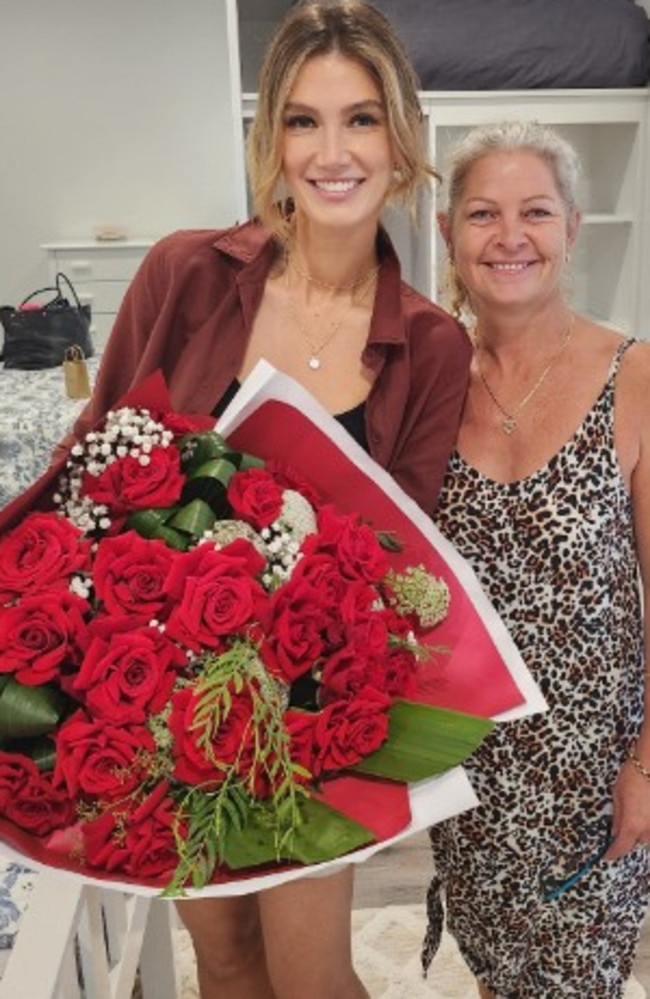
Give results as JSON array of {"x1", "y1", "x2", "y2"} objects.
[{"x1": 581, "y1": 214, "x2": 635, "y2": 225}]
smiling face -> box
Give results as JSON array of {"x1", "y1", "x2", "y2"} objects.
[
  {"x1": 443, "y1": 149, "x2": 580, "y2": 316},
  {"x1": 280, "y1": 52, "x2": 395, "y2": 238}
]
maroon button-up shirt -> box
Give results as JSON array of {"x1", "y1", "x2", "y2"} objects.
[{"x1": 67, "y1": 221, "x2": 470, "y2": 513}]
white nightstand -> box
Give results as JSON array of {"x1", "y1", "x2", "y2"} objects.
[{"x1": 41, "y1": 239, "x2": 154, "y2": 350}]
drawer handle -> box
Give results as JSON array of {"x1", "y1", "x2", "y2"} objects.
[{"x1": 64, "y1": 260, "x2": 92, "y2": 273}]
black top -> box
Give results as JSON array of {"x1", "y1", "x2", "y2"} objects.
[{"x1": 212, "y1": 378, "x2": 369, "y2": 452}]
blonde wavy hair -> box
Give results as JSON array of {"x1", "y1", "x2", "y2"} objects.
[{"x1": 247, "y1": 0, "x2": 438, "y2": 243}]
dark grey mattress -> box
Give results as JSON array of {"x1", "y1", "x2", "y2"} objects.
[{"x1": 371, "y1": 0, "x2": 650, "y2": 89}]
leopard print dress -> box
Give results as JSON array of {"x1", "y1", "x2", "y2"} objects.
[{"x1": 423, "y1": 340, "x2": 650, "y2": 998}]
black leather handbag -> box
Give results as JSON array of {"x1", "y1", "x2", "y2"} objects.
[{"x1": 0, "y1": 272, "x2": 94, "y2": 369}]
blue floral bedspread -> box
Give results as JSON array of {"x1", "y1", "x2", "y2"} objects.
[
  {"x1": 0, "y1": 359, "x2": 100, "y2": 962},
  {"x1": 0, "y1": 358, "x2": 100, "y2": 510}
]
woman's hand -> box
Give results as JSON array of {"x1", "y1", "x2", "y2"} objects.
[{"x1": 606, "y1": 754, "x2": 650, "y2": 859}]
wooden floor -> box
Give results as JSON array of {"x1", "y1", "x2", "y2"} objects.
[{"x1": 352, "y1": 831, "x2": 650, "y2": 994}]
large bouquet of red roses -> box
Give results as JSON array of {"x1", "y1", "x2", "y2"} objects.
[{"x1": 0, "y1": 364, "x2": 544, "y2": 896}]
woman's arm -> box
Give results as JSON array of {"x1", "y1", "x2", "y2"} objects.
[{"x1": 607, "y1": 340, "x2": 650, "y2": 858}]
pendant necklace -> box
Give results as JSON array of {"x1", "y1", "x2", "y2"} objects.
[
  {"x1": 475, "y1": 314, "x2": 575, "y2": 434},
  {"x1": 285, "y1": 260, "x2": 378, "y2": 371}
]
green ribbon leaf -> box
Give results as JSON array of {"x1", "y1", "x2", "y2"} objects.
[
  {"x1": 29, "y1": 737, "x2": 58, "y2": 772},
  {"x1": 166, "y1": 497, "x2": 218, "y2": 537},
  {"x1": 352, "y1": 700, "x2": 493, "y2": 783},
  {"x1": 126, "y1": 507, "x2": 191, "y2": 550},
  {"x1": 191, "y1": 457, "x2": 238, "y2": 486},
  {"x1": 220, "y1": 795, "x2": 374, "y2": 870},
  {"x1": 181, "y1": 431, "x2": 232, "y2": 469},
  {"x1": 238, "y1": 453, "x2": 265, "y2": 471},
  {"x1": 0, "y1": 677, "x2": 69, "y2": 741}
]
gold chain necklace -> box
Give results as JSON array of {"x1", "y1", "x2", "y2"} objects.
[
  {"x1": 288, "y1": 256, "x2": 380, "y2": 292},
  {"x1": 285, "y1": 267, "x2": 377, "y2": 371},
  {"x1": 475, "y1": 314, "x2": 575, "y2": 434}
]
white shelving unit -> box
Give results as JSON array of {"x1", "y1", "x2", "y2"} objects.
[{"x1": 228, "y1": 0, "x2": 650, "y2": 338}]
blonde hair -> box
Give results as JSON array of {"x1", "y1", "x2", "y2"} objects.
[
  {"x1": 247, "y1": 0, "x2": 438, "y2": 242},
  {"x1": 442, "y1": 120, "x2": 581, "y2": 319}
]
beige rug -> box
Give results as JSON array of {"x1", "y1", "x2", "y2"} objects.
[{"x1": 174, "y1": 903, "x2": 648, "y2": 998}]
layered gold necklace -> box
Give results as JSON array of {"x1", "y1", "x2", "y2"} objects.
[
  {"x1": 285, "y1": 258, "x2": 379, "y2": 371},
  {"x1": 474, "y1": 313, "x2": 575, "y2": 434}
]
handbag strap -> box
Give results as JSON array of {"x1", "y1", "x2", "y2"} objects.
[
  {"x1": 19, "y1": 272, "x2": 84, "y2": 311},
  {"x1": 55, "y1": 272, "x2": 84, "y2": 311}
]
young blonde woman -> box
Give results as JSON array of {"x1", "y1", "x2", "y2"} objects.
[
  {"x1": 67, "y1": 3, "x2": 470, "y2": 996},
  {"x1": 424, "y1": 120, "x2": 650, "y2": 999}
]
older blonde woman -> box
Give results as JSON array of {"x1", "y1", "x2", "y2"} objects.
[{"x1": 424, "y1": 120, "x2": 650, "y2": 998}]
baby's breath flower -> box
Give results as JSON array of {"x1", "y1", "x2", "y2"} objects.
[
  {"x1": 205, "y1": 520, "x2": 268, "y2": 557},
  {"x1": 386, "y1": 565, "x2": 450, "y2": 629},
  {"x1": 276, "y1": 489, "x2": 317, "y2": 545},
  {"x1": 69, "y1": 575, "x2": 91, "y2": 599},
  {"x1": 147, "y1": 710, "x2": 175, "y2": 757}
]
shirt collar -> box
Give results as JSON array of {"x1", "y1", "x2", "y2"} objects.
[{"x1": 212, "y1": 219, "x2": 407, "y2": 349}]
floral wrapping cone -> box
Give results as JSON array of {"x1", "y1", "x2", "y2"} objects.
[{"x1": 0, "y1": 363, "x2": 545, "y2": 897}]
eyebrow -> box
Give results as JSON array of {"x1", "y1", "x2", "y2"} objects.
[
  {"x1": 283, "y1": 99, "x2": 385, "y2": 115},
  {"x1": 465, "y1": 195, "x2": 558, "y2": 205}
]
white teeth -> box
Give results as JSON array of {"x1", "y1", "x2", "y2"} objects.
[
  {"x1": 489, "y1": 262, "x2": 530, "y2": 271},
  {"x1": 314, "y1": 180, "x2": 357, "y2": 193}
]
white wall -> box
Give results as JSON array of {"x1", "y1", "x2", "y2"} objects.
[{"x1": 0, "y1": 0, "x2": 241, "y2": 305}]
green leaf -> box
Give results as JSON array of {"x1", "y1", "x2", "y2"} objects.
[
  {"x1": 0, "y1": 679, "x2": 69, "y2": 741},
  {"x1": 126, "y1": 508, "x2": 190, "y2": 550},
  {"x1": 192, "y1": 457, "x2": 238, "y2": 487},
  {"x1": 376, "y1": 530, "x2": 403, "y2": 553},
  {"x1": 238, "y1": 453, "x2": 265, "y2": 471},
  {"x1": 220, "y1": 795, "x2": 374, "y2": 869},
  {"x1": 166, "y1": 497, "x2": 216, "y2": 537},
  {"x1": 29, "y1": 737, "x2": 58, "y2": 772},
  {"x1": 352, "y1": 700, "x2": 493, "y2": 783},
  {"x1": 182, "y1": 432, "x2": 231, "y2": 469}
]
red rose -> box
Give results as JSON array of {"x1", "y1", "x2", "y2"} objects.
[
  {"x1": 81, "y1": 811, "x2": 129, "y2": 874},
  {"x1": 0, "y1": 751, "x2": 39, "y2": 810},
  {"x1": 315, "y1": 686, "x2": 391, "y2": 772},
  {"x1": 383, "y1": 646, "x2": 419, "y2": 699},
  {"x1": 227, "y1": 468, "x2": 284, "y2": 529},
  {"x1": 54, "y1": 712, "x2": 156, "y2": 799},
  {"x1": 0, "y1": 590, "x2": 90, "y2": 685},
  {"x1": 262, "y1": 577, "x2": 329, "y2": 683},
  {"x1": 123, "y1": 782, "x2": 182, "y2": 879},
  {"x1": 303, "y1": 507, "x2": 388, "y2": 583},
  {"x1": 0, "y1": 512, "x2": 91, "y2": 605},
  {"x1": 73, "y1": 622, "x2": 186, "y2": 724},
  {"x1": 165, "y1": 542, "x2": 266, "y2": 652},
  {"x1": 83, "y1": 783, "x2": 182, "y2": 880},
  {"x1": 93, "y1": 531, "x2": 178, "y2": 620},
  {"x1": 320, "y1": 648, "x2": 384, "y2": 705},
  {"x1": 290, "y1": 554, "x2": 348, "y2": 606},
  {"x1": 339, "y1": 592, "x2": 389, "y2": 656},
  {"x1": 82, "y1": 445, "x2": 185, "y2": 514},
  {"x1": 284, "y1": 709, "x2": 318, "y2": 780},
  {"x1": 169, "y1": 684, "x2": 254, "y2": 787},
  {"x1": 3, "y1": 768, "x2": 75, "y2": 836}
]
